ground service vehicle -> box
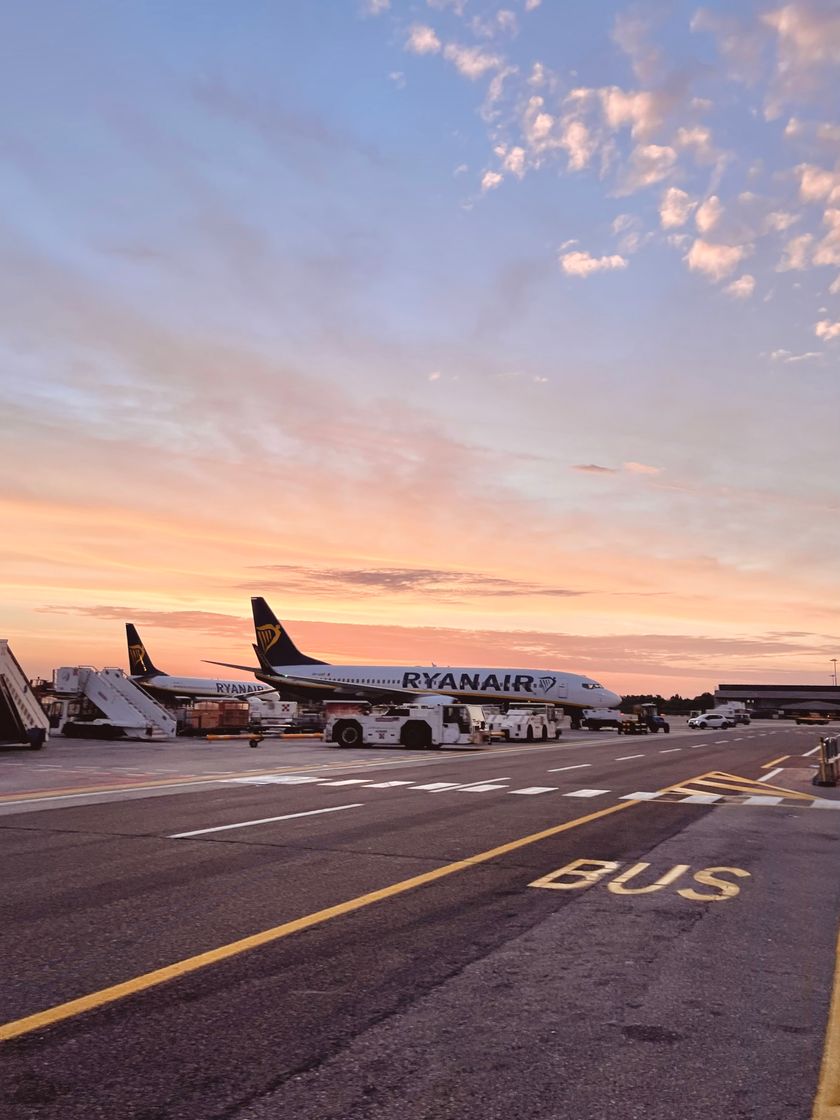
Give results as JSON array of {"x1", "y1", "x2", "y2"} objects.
[
  {"x1": 327, "y1": 703, "x2": 484, "y2": 749},
  {"x1": 498, "y1": 704, "x2": 563, "y2": 741},
  {"x1": 712, "y1": 704, "x2": 750, "y2": 725},
  {"x1": 688, "y1": 712, "x2": 733, "y2": 730},
  {"x1": 796, "y1": 712, "x2": 830, "y2": 725},
  {"x1": 582, "y1": 708, "x2": 623, "y2": 731},
  {"x1": 616, "y1": 703, "x2": 670, "y2": 735}
]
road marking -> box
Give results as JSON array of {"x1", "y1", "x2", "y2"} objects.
[
  {"x1": 509, "y1": 787, "x2": 558, "y2": 795},
  {"x1": 758, "y1": 768, "x2": 784, "y2": 783},
  {"x1": 804, "y1": 744, "x2": 823, "y2": 757},
  {"x1": 813, "y1": 925, "x2": 840, "y2": 1120},
  {"x1": 659, "y1": 748, "x2": 682, "y2": 753},
  {"x1": 0, "y1": 798, "x2": 639, "y2": 1042},
  {"x1": 169, "y1": 804, "x2": 362, "y2": 838},
  {"x1": 743, "y1": 795, "x2": 784, "y2": 806},
  {"x1": 454, "y1": 777, "x2": 511, "y2": 791},
  {"x1": 413, "y1": 782, "x2": 463, "y2": 791},
  {"x1": 547, "y1": 763, "x2": 591, "y2": 773},
  {"x1": 365, "y1": 781, "x2": 414, "y2": 788},
  {"x1": 615, "y1": 754, "x2": 644, "y2": 761},
  {"x1": 461, "y1": 784, "x2": 509, "y2": 793},
  {"x1": 564, "y1": 789, "x2": 610, "y2": 798},
  {"x1": 322, "y1": 779, "x2": 370, "y2": 786},
  {"x1": 812, "y1": 800, "x2": 840, "y2": 811},
  {"x1": 761, "y1": 755, "x2": 790, "y2": 768}
]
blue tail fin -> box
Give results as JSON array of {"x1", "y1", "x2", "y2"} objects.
[
  {"x1": 126, "y1": 623, "x2": 162, "y2": 678},
  {"x1": 251, "y1": 598, "x2": 326, "y2": 667}
]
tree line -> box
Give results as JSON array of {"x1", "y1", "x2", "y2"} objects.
[{"x1": 619, "y1": 693, "x2": 717, "y2": 715}]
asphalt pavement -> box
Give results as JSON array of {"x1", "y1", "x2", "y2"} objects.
[{"x1": 1, "y1": 722, "x2": 838, "y2": 1119}]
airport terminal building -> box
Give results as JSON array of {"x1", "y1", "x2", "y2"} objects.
[{"x1": 715, "y1": 683, "x2": 840, "y2": 715}]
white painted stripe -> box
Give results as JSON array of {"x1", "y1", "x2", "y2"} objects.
[
  {"x1": 509, "y1": 786, "x2": 558, "y2": 795},
  {"x1": 321, "y1": 779, "x2": 370, "y2": 786},
  {"x1": 679, "y1": 793, "x2": 721, "y2": 804},
  {"x1": 743, "y1": 795, "x2": 784, "y2": 806},
  {"x1": 365, "y1": 781, "x2": 415, "y2": 788},
  {"x1": 812, "y1": 799, "x2": 840, "y2": 810},
  {"x1": 615, "y1": 754, "x2": 644, "y2": 761},
  {"x1": 454, "y1": 777, "x2": 511, "y2": 790},
  {"x1": 659, "y1": 748, "x2": 682, "y2": 753},
  {"x1": 228, "y1": 775, "x2": 323, "y2": 785},
  {"x1": 564, "y1": 789, "x2": 610, "y2": 798},
  {"x1": 547, "y1": 763, "x2": 591, "y2": 773},
  {"x1": 413, "y1": 782, "x2": 463, "y2": 791},
  {"x1": 620, "y1": 792, "x2": 660, "y2": 801},
  {"x1": 803, "y1": 744, "x2": 822, "y2": 757},
  {"x1": 758, "y1": 768, "x2": 783, "y2": 783},
  {"x1": 460, "y1": 784, "x2": 509, "y2": 793},
  {"x1": 712, "y1": 740, "x2": 727, "y2": 744},
  {"x1": 170, "y1": 803, "x2": 362, "y2": 838}
]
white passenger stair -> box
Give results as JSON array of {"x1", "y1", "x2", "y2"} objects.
[
  {"x1": 53, "y1": 666, "x2": 177, "y2": 739},
  {"x1": 0, "y1": 640, "x2": 51, "y2": 746}
]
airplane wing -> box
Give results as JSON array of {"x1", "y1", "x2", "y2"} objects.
[{"x1": 203, "y1": 662, "x2": 447, "y2": 702}]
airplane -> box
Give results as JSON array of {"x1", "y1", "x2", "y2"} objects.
[
  {"x1": 126, "y1": 623, "x2": 274, "y2": 700},
  {"x1": 205, "y1": 596, "x2": 622, "y2": 714}
]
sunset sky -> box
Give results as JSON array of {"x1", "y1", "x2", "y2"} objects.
[{"x1": 2, "y1": 0, "x2": 839, "y2": 697}]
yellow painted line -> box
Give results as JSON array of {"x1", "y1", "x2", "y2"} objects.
[
  {"x1": 762, "y1": 755, "x2": 790, "y2": 769},
  {"x1": 0, "y1": 767, "x2": 716, "y2": 1041},
  {"x1": 0, "y1": 799, "x2": 641, "y2": 1041},
  {"x1": 0, "y1": 758, "x2": 389, "y2": 805},
  {"x1": 813, "y1": 926, "x2": 840, "y2": 1119},
  {"x1": 695, "y1": 773, "x2": 815, "y2": 801}
]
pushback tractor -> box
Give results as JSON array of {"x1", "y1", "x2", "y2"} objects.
[{"x1": 327, "y1": 702, "x2": 488, "y2": 749}]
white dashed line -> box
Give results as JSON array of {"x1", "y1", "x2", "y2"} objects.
[
  {"x1": 659, "y1": 748, "x2": 682, "y2": 753},
  {"x1": 679, "y1": 793, "x2": 721, "y2": 804},
  {"x1": 615, "y1": 754, "x2": 644, "y2": 761},
  {"x1": 509, "y1": 786, "x2": 559, "y2": 796},
  {"x1": 743, "y1": 795, "x2": 784, "y2": 806},
  {"x1": 563, "y1": 789, "x2": 609, "y2": 798},
  {"x1": 460, "y1": 784, "x2": 510, "y2": 793},
  {"x1": 547, "y1": 763, "x2": 591, "y2": 773},
  {"x1": 803, "y1": 745, "x2": 822, "y2": 757}
]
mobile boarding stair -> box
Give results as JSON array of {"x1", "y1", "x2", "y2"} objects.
[
  {"x1": 0, "y1": 640, "x2": 50, "y2": 748},
  {"x1": 53, "y1": 666, "x2": 177, "y2": 740}
]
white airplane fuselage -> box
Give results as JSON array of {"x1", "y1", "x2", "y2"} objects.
[
  {"x1": 133, "y1": 674, "x2": 270, "y2": 700},
  {"x1": 260, "y1": 663, "x2": 621, "y2": 710}
]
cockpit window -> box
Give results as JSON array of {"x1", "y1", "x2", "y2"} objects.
[{"x1": 582, "y1": 682, "x2": 603, "y2": 689}]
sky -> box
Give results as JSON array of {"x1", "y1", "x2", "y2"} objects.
[{"x1": 1, "y1": 0, "x2": 839, "y2": 697}]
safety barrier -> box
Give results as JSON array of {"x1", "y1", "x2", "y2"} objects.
[{"x1": 813, "y1": 735, "x2": 839, "y2": 787}]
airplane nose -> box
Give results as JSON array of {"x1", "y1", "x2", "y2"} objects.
[{"x1": 603, "y1": 690, "x2": 622, "y2": 708}]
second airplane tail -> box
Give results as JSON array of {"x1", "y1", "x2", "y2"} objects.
[
  {"x1": 126, "y1": 623, "x2": 163, "y2": 678},
  {"x1": 251, "y1": 597, "x2": 326, "y2": 667}
]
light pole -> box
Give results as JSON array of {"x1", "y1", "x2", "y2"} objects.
[{"x1": 832, "y1": 659, "x2": 838, "y2": 688}]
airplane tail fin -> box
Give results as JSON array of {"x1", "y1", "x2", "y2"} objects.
[
  {"x1": 126, "y1": 623, "x2": 162, "y2": 678},
  {"x1": 251, "y1": 597, "x2": 326, "y2": 667}
]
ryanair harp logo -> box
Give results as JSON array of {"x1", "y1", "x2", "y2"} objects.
[
  {"x1": 129, "y1": 643, "x2": 149, "y2": 674},
  {"x1": 256, "y1": 623, "x2": 283, "y2": 654},
  {"x1": 538, "y1": 675, "x2": 557, "y2": 693}
]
